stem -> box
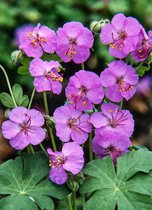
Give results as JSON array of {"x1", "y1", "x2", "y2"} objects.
[
  {"x1": 27, "y1": 144, "x2": 34, "y2": 154},
  {"x1": 40, "y1": 143, "x2": 49, "y2": 157},
  {"x1": 82, "y1": 194, "x2": 85, "y2": 210},
  {"x1": 0, "y1": 65, "x2": 17, "y2": 107},
  {"x1": 43, "y1": 92, "x2": 49, "y2": 114},
  {"x1": 120, "y1": 100, "x2": 123, "y2": 110},
  {"x1": 43, "y1": 92, "x2": 57, "y2": 151},
  {"x1": 48, "y1": 127, "x2": 57, "y2": 151},
  {"x1": 89, "y1": 132, "x2": 93, "y2": 161},
  {"x1": 67, "y1": 194, "x2": 73, "y2": 210},
  {"x1": 73, "y1": 190, "x2": 77, "y2": 210},
  {"x1": 28, "y1": 87, "x2": 36, "y2": 109},
  {"x1": 81, "y1": 63, "x2": 85, "y2": 70}
]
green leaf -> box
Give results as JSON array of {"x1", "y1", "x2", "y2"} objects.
[
  {"x1": 18, "y1": 57, "x2": 32, "y2": 75},
  {"x1": 0, "y1": 92, "x2": 15, "y2": 108},
  {"x1": 20, "y1": 95, "x2": 29, "y2": 107},
  {"x1": 42, "y1": 53, "x2": 62, "y2": 62},
  {"x1": 20, "y1": 57, "x2": 32, "y2": 66},
  {"x1": 17, "y1": 66, "x2": 29, "y2": 75},
  {"x1": 136, "y1": 65, "x2": 150, "y2": 77},
  {"x1": 0, "y1": 152, "x2": 69, "y2": 210},
  {"x1": 12, "y1": 83, "x2": 29, "y2": 107},
  {"x1": 12, "y1": 84, "x2": 23, "y2": 105},
  {"x1": 80, "y1": 150, "x2": 152, "y2": 210}
]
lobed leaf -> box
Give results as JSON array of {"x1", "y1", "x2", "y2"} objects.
[
  {"x1": 0, "y1": 152, "x2": 69, "y2": 210},
  {"x1": 80, "y1": 150, "x2": 152, "y2": 210}
]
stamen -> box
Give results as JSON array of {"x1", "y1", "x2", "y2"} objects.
[{"x1": 49, "y1": 155, "x2": 64, "y2": 168}]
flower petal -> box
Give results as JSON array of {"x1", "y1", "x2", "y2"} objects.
[
  {"x1": 2, "y1": 121, "x2": 20, "y2": 139},
  {"x1": 49, "y1": 167, "x2": 67, "y2": 185},
  {"x1": 63, "y1": 142, "x2": 84, "y2": 174}
]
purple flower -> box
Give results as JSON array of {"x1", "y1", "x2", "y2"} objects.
[
  {"x1": 53, "y1": 104, "x2": 92, "y2": 144},
  {"x1": 92, "y1": 131, "x2": 131, "y2": 165},
  {"x1": 47, "y1": 142, "x2": 84, "y2": 185},
  {"x1": 14, "y1": 24, "x2": 34, "y2": 46},
  {"x1": 19, "y1": 23, "x2": 56, "y2": 58},
  {"x1": 56, "y1": 21, "x2": 94, "y2": 64},
  {"x1": 100, "y1": 13, "x2": 141, "y2": 58},
  {"x1": 29, "y1": 58, "x2": 63, "y2": 94},
  {"x1": 2, "y1": 107, "x2": 45, "y2": 150},
  {"x1": 100, "y1": 60, "x2": 139, "y2": 102},
  {"x1": 136, "y1": 76, "x2": 152, "y2": 97},
  {"x1": 131, "y1": 27, "x2": 152, "y2": 62},
  {"x1": 66, "y1": 70, "x2": 104, "y2": 111},
  {"x1": 91, "y1": 102, "x2": 134, "y2": 138}
]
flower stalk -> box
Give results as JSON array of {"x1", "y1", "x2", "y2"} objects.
[{"x1": 43, "y1": 92, "x2": 57, "y2": 151}]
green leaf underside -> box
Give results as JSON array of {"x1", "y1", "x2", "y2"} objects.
[
  {"x1": 0, "y1": 152, "x2": 69, "y2": 210},
  {"x1": 80, "y1": 150, "x2": 152, "y2": 210}
]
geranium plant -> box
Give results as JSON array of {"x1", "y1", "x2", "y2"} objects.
[{"x1": 0, "y1": 13, "x2": 152, "y2": 210}]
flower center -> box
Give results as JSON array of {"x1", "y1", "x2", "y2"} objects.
[
  {"x1": 20, "y1": 113, "x2": 31, "y2": 133},
  {"x1": 68, "y1": 118, "x2": 77, "y2": 128},
  {"x1": 65, "y1": 37, "x2": 77, "y2": 59},
  {"x1": 109, "y1": 31, "x2": 127, "y2": 50},
  {"x1": 49, "y1": 155, "x2": 64, "y2": 168},
  {"x1": 27, "y1": 31, "x2": 47, "y2": 48},
  {"x1": 69, "y1": 86, "x2": 88, "y2": 107},
  {"x1": 67, "y1": 117, "x2": 82, "y2": 134},
  {"x1": 45, "y1": 68, "x2": 63, "y2": 82},
  {"x1": 117, "y1": 77, "x2": 132, "y2": 92},
  {"x1": 108, "y1": 108, "x2": 129, "y2": 128},
  {"x1": 138, "y1": 38, "x2": 152, "y2": 59},
  {"x1": 106, "y1": 145, "x2": 122, "y2": 155}
]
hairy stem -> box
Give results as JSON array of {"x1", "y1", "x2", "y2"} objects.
[{"x1": 0, "y1": 65, "x2": 17, "y2": 107}]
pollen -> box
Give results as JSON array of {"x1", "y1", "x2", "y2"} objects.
[{"x1": 82, "y1": 101, "x2": 87, "y2": 106}]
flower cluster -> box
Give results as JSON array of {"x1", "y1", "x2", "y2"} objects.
[{"x1": 2, "y1": 13, "x2": 152, "y2": 187}]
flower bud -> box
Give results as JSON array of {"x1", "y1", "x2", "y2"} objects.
[
  {"x1": 90, "y1": 19, "x2": 110, "y2": 33},
  {"x1": 11, "y1": 50, "x2": 23, "y2": 64},
  {"x1": 45, "y1": 115, "x2": 55, "y2": 127}
]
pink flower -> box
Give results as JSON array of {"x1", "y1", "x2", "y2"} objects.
[
  {"x1": 100, "y1": 13, "x2": 141, "y2": 58},
  {"x1": 14, "y1": 23, "x2": 34, "y2": 46},
  {"x1": 66, "y1": 70, "x2": 104, "y2": 111},
  {"x1": 92, "y1": 131, "x2": 131, "y2": 165},
  {"x1": 132, "y1": 27, "x2": 152, "y2": 62},
  {"x1": 47, "y1": 142, "x2": 84, "y2": 185},
  {"x1": 91, "y1": 102, "x2": 134, "y2": 138},
  {"x1": 56, "y1": 21, "x2": 94, "y2": 64},
  {"x1": 29, "y1": 58, "x2": 63, "y2": 94},
  {"x1": 53, "y1": 104, "x2": 92, "y2": 144},
  {"x1": 19, "y1": 23, "x2": 56, "y2": 58},
  {"x1": 2, "y1": 107, "x2": 45, "y2": 150},
  {"x1": 100, "y1": 60, "x2": 139, "y2": 102}
]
